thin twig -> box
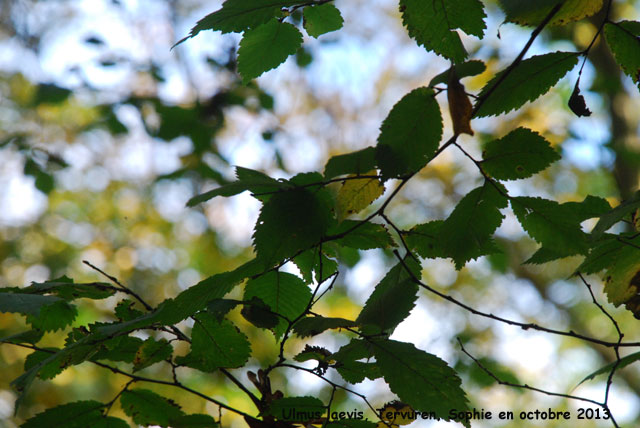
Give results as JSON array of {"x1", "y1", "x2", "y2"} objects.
[
  {"x1": 392, "y1": 250, "x2": 640, "y2": 348},
  {"x1": 82, "y1": 260, "x2": 153, "y2": 311}
]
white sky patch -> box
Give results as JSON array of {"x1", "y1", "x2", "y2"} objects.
[{"x1": 0, "y1": 175, "x2": 48, "y2": 227}]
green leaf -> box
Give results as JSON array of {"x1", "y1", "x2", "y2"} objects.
[
  {"x1": 404, "y1": 221, "x2": 446, "y2": 259},
  {"x1": 399, "y1": 0, "x2": 486, "y2": 63},
  {"x1": 91, "y1": 417, "x2": 130, "y2": 428},
  {"x1": 592, "y1": 191, "x2": 640, "y2": 239},
  {"x1": 0, "y1": 329, "x2": 44, "y2": 345},
  {"x1": 578, "y1": 235, "x2": 640, "y2": 274},
  {"x1": 331, "y1": 340, "x2": 381, "y2": 383},
  {"x1": 375, "y1": 87, "x2": 443, "y2": 178},
  {"x1": 33, "y1": 83, "x2": 72, "y2": 105},
  {"x1": 336, "y1": 360, "x2": 381, "y2": 384},
  {"x1": 336, "y1": 175, "x2": 385, "y2": 221},
  {"x1": 92, "y1": 335, "x2": 144, "y2": 363},
  {"x1": 176, "y1": 313, "x2": 251, "y2": 371},
  {"x1": 120, "y1": 389, "x2": 184, "y2": 427},
  {"x1": 578, "y1": 350, "x2": 640, "y2": 387},
  {"x1": 294, "y1": 345, "x2": 332, "y2": 363},
  {"x1": 481, "y1": 128, "x2": 560, "y2": 180},
  {"x1": 206, "y1": 298, "x2": 241, "y2": 322},
  {"x1": 524, "y1": 246, "x2": 569, "y2": 265},
  {"x1": 187, "y1": 167, "x2": 289, "y2": 206},
  {"x1": 604, "y1": 21, "x2": 640, "y2": 89},
  {"x1": 293, "y1": 316, "x2": 357, "y2": 337},
  {"x1": 373, "y1": 339, "x2": 469, "y2": 424},
  {"x1": 324, "y1": 147, "x2": 377, "y2": 179},
  {"x1": 499, "y1": 0, "x2": 603, "y2": 27},
  {"x1": 237, "y1": 20, "x2": 303, "y2": 83},
  {"x1": 356, "y1": 258, "x2": 421, "y2": 333},
  {"x1": 241, "y1": 296, "x2": 280, "y2": 329},
  {"x1": 601, "y1": 243, "x2": 640, "y2": 308},
  {"x1": 253, "y1": 187, "x2": 332, "y2": 268},
  {"x1": 159, "y1": 258, "x2": 263, "y2": 325},
  {"x1": 0, "y1": 292, "x2": 62, "y2": 316},
  {"x1": 474, "y1": 52, "x2": 578, "y2": 117},
  {"x1": 244, "y1": 271, "x2": 311, "y2": 338},
  {"x1": 265, "y1": 396, "x2": 325, "y2": 421},
  {"x1": 429, "y1": 60, "x2": 486, "y2": 87},
  {"x1": 332, "y1": 221, "x2": 395, "y2": 250},
  {"x1": 26, "y1": 300, "x2": 78, "y2": 332},
  {"x1": 293, "y1": 247, "x2": 338, "y2": 283},
  {"x1": 22, "y1": 401, "x2": 106, "y2": 428},
  {"x1": 115, "y1": 299, "x2": 144, "y2": 321},
  {"x1": 437, "y1": 181, "x2": 508, "y2": 268},
  {"x1": 180, "y1": 0, "x2": 306, "y2": 37},
  {"x1": 303, "y1": 3, "x2": 344, "y2": 38},
  {"x1": 170, "y1": 414, "x2": 219, "y2": 427},
  {"x1": 24, "y1": 348, "x2": 65, "y2": 380},
  {"x1": 511, "y1": 197, "x2": 591, "y2": 256},
  {"x1": 24, "y1": 276, "x2": 115, "y2": 300},
  {"x1": 133, "y1": 338, "x2": 173, "y2": 371}
]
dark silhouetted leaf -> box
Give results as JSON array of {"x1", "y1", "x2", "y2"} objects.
[
  {"x1": 592, "y1": 191, "x2": 640, "y2": 239},
  {"x1": 22, "y1": 401, "x2": 107, "y2": 428},
  {"x1": 324, "y1": 147, "x2": 376, "y2": 179},
  {"x1": 133, "y1": 338, "x2": 173, "y2": 371},
  {"x1": 404, "y1": 221, "x2": 446, "y2": 259},
  {"x1": 92, "y1": 335, "x2": 144, "y2": 363},
  {"x1": 511, "y1": 197, "x2": 590, "y2": 256},
  {"x1": 158, "y1": 258, "x2": 262, "y2": 324},
  {"x1": 120, "y1": 389, "x2": 184, "y2": 426},
  {"x1": 373, "y1": 339, "x2": 469, "y2": 424},
  {"x1": 356, "y1": 258, "x2": 420, "y2": 333},
  {"x1": 475, "y1": 52, "x2": 578, "y2": 117},
  {"x1": 253, "y1": 186, "x2": 332, "y2": 268},
  {"x1": 241, "y1": 296, "x2": 280, "y2": 329},
  {"x1": 400, "y1": 0, "x2": 486, "y2": 63},
  {"x1": 207, "y1": 298, "x2": 241, "y2": 322},
  {"x1": 293, "y1": 316, "x2": 357, "y2": 337},
  {"x1": 568, "y1": 79, "x2": 592, "y2": 117},
  {"x1": 604, "y1": 21, "x2": 640, "y2": 89},
  {"x1": 437, "y1": 181, "x2": 507, "y2": 268},
  {"x1": 293, "y1": 247, "x2": 338, "y2": 283},
  {"x1": 0, "y1": 329, "x2": 43, "y2": 345},
  {"x1": 265, "y1": 396, "x2": 325, "y2": 421},
  {"x1": 187, "y1": 166, "x2": 290, "y2": 206},
  {"x1": 244, "y1": 271, "x2": 311, "y2": 338},
  {"x1": 25, "y1": 276, "x2": 115, "y2": 300},
  {"x1": 481, "y1": 127, "x2": 560, "y2": 180},
  {"x1": 33, "y1": 83, "x2": 72, "y2": 105},
  {"x1": 375, "y1": 87, "x2": 443, "y2": 178},
  {"x1": 180, "y1": 0, "x2": 307, "y2": 39},
  {"x1": 175, "y1": 313, "x2": 251, "y2": 371},
  {"x1": 578, "y1": 350, "x2": 640, "y2": 387},
  {"x1": 332, "y1": 221, "x2": 395, "y2": 250},
  {"x1": 25, "y1": 300, "x2": 77, "y2": 332}
]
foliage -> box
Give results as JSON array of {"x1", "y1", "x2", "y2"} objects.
[{"x1": 2, "y1": 0, "x2": 640, "y2": 427}]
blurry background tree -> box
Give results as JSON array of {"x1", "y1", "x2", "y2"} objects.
[{"x1": 1, "y1": 0, "x2": 640, "y2": 427}]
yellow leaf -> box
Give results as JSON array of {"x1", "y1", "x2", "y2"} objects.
[
  {"x1": 336, "y1": 171, "x2": 384, "y2": 221},
  {"x1": 447, "y1": 68, "x2": 474, "y2": 136},
  {"x1": 379, "y1": 401, "x2": 415, "y2": 426}
]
